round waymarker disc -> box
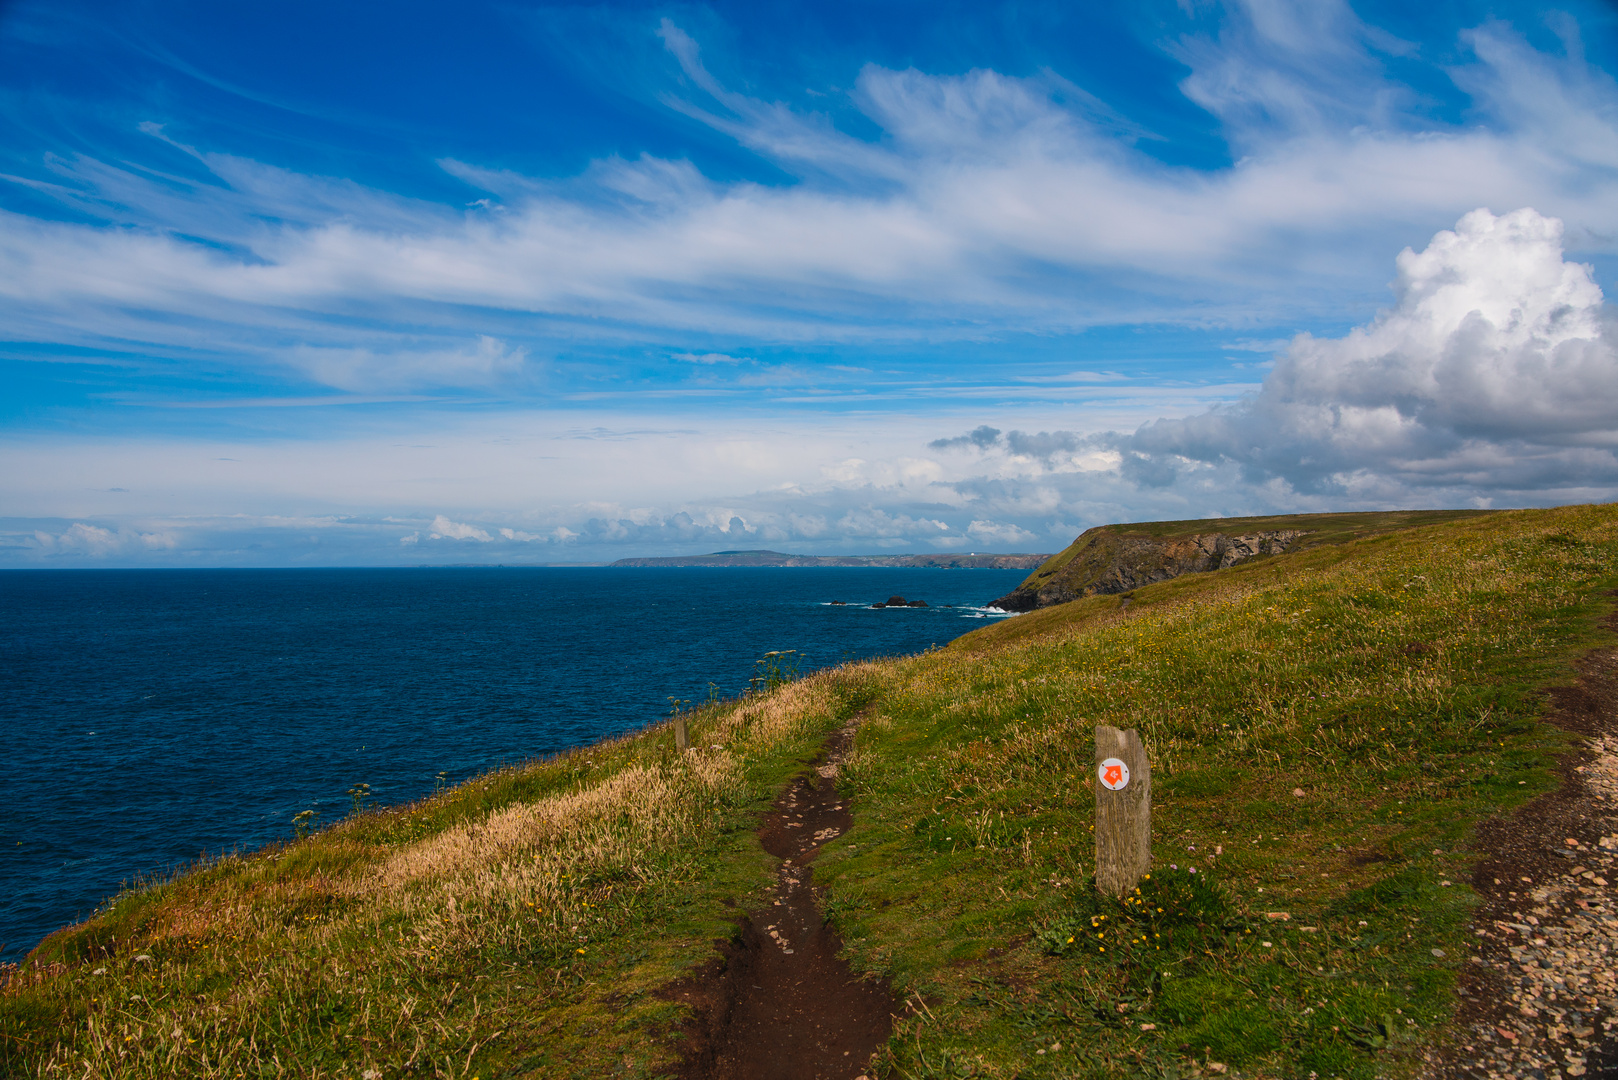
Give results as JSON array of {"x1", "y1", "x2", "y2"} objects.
[{"x1": 1097, "y1": 757, "x2": 1130, "y2": 791}]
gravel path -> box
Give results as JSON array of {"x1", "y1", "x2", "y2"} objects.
[{"x1": 1442, "y1": 732, "x2": 1618, "y2": 1079}]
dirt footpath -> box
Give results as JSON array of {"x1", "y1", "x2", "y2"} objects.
[{"x1": 666, "y1": 721, "x2": 896, "y2": 1080}]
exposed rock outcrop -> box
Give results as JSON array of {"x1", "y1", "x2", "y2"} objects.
[
  {"x1": 990, "y1": 528, "x2": 1306, "y2": 612},
  {"x1": 611, "y1": 551, "x2": 1048, "y2": 569}
]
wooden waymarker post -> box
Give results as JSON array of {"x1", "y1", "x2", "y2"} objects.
[
  {"x1": 1095, "y1": 724, "x2": 1151, "y2": 898},
  {"x1": 674, "y1": 716, "x2": 689, "y2": 752}
]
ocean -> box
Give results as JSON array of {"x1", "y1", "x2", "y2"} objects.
[{"x1": 0, "y1": 566, "x2": 1025, "y2": 962}]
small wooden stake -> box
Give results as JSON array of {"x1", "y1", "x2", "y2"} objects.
[
  {"x1": 674, "y1": 715, "x2": 689, "y2": 752},
  {"x1": 1095, "y1": 724, "x2": 1151, "y2": 898}
]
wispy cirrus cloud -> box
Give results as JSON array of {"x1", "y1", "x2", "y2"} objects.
[{"x1": 1, "y1": 13, "x2": 1615, "y2": 399}]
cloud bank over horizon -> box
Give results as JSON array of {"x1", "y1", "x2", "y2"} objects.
[
  {"x1": 1124, "y1": 208, "x2": 1618, "y2": 501},
  {"x1": 930, "y1": 207, "x2": 1618, "y2": 515},
  {"x1": 12, "y1": 205, "x2": 1617, "y2": 566},
  {"x1": 3, "y1": 1, "x2": 1617, "y2": 565}
]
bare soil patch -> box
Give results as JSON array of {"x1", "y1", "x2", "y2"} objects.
[{"x1": 664, "y1": 722, "x2": 897, "y2": 1080}]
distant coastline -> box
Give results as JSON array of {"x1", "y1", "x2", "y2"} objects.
[{"x1": 606, "y1": 549, "x2": 1050, "y2": 569}]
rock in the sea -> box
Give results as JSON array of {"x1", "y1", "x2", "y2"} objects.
[
  {"x1": 870, "y1": 603, "x2": 886, "y2": 608},
  {"x1": 887, "y1": 595, "x2": 907, "y2": 606},
  {"x1": 829, "y1": 600, "x2": 846, "y2": 606},
  {"x1": 907, "y1": 600, "x2": 928, "y2": 607}
]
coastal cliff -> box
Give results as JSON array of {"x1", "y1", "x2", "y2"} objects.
[
  {"x1": 991, "y1": 527, "x2": 1303, "y2": 611},
  {"x1": 989, "y1": 508, "x2": 1498, "y2": 613}
]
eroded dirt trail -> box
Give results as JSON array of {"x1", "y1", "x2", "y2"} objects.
[{"x1": 670, "y1": 722, "x2": 895, "y2": 1080}]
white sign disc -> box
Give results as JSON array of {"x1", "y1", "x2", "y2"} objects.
[{"x1": 1097, "y1": 757, "x2": 1130, "y2": 791}]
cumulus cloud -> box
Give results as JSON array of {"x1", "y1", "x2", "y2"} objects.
[
  {"x1": 819, "y1": 457, "x2": 945, "y2": 490},
  {"x1": 929, "y1": 425, "x2": 1002, "y2": 451},
  {"x1": 31, "y1": 522, "x2": 176, "y2": 557},
  {"x1": 1004, "y1": 430, "x2": 1087, "y2": 461},
  {"x1": 929, "y1": 425, "x2": 1119, "y2": 471},
  {"x1": 427, "y1": 515, "x2": 493, "y2": 541},
  {"x1": 1124, "y1": 207, "x2": 1618, "y2": 500},
  {"x1": 833, "y1": 507, "x2": 951, "y2": 540},
  {"x1": 966, "y1": 519, "x2": 1037, "y2": 545}
]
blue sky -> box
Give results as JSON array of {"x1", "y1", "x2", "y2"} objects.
[{"x1": 4, "y1": 0, "x2": 1618, "y2": 565}]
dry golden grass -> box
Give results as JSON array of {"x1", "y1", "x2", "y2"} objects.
[{"x1": 2, "y1": 663, "x2": 883, "y2": 1079}]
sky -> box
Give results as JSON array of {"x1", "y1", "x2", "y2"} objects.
[{"x1": 3, "y1": 0, "x2": 1618, "y2": 566}]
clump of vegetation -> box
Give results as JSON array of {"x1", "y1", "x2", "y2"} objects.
[
  {"x1": 290, "y1": 807, "x2": 319, "y2": 840},
  {"x1": 1036, "y1": 867, "x2": 1238, "y2": 967},
  {"x1": 750, "y1": 648, "x2": 804, "y2": 694}
]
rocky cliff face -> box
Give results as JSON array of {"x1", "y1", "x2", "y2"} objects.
[
  {"x1": 610, "y1": 551, "x2": 1048, "y2": 569},
  {"x1": 990, "y1": 528, "x2": 1306, "y2": 612}
]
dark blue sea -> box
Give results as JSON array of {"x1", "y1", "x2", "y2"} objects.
[{"x1": 0, "y1": 566, "x2": 1024, "y2": 962}]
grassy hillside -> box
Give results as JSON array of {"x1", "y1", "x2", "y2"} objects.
[
  {"x1": 1004, "y1": 509, "x2": 1496, "y2": 599},
  {"x1": 4, "y1": 504, "x2": 1616, "y2": 1079}
]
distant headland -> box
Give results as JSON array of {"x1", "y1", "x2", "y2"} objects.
[{"x1": 607, "y1": 549, "x2": 1049, "y2": 569}]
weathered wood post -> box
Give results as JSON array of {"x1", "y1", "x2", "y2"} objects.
[
  {"x1": 1095, "y1": 725, "x2": 1151, "y2": 897},
  {"x1": 674, "y1": 715, "x2": 689, "y2": 752}
]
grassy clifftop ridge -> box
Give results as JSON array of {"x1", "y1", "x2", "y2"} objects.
[
  {"x1": 4, "y1": 504, "x2": 1615, "y2": 1079},
  {"x1": 992, "y1": 510, "x2": 1496, "y2": 612}
]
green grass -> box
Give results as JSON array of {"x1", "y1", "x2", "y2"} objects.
[
  {"x1": 1097, "y1": 508, "x2": 1495, "y2": 542},
  {"x1": 1006, "y1": 509, "x2": 1496, "y2": 596},
  {"x1": 813, "y1": 504, "x2": 1614, "y2": 1078},
  {"x1": 4, "y1": 503, "x2": 1616, "y2": 1079}
]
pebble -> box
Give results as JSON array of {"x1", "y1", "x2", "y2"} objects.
[{"x1": 1433, "y1": 735, "x2": 1618, "y2": 1079}]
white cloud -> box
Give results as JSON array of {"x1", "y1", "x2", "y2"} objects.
[
  {"x1": 817, "y1": 456, "x2": 945, "y2": 490},
  {"x1": 427, "y1": 515, "x2": 493, "y2": 541},
  {"x1": 497, "y1": 526, "x2": 581, "y2": 543},
  {"x1": 832, "y1": 507, "x2": 952, "y2": 539},
  {"x1": 31, "y1": 522, "x2": 176, "y2": 557},
  {"x1": 2, "y1": 17, "x2": 1616, "y2": 371},
  {"x1": 288, "y1": 335, "x2": 528, "y2": 393},
  {"x1": 671, "y1": 351, "x2": 746, "y2": 365},
  {"x1": 1169, "y1": 0, "x2": 1417, "y2": 145},
  {"x1": 930, "y1": 426, "x2": 1123, "y2": 475},
  {"x1": 1124, "y1": 207, "x2": 1618, "y2": 499},
  {"x1": 966, "y1": 519, "x2": 1037, "y2": 545}
]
